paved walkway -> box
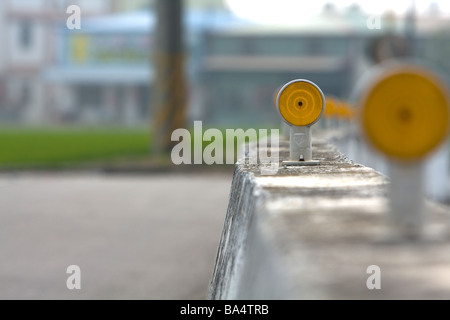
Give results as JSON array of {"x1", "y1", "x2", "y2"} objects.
[{"x1": 0, "y1": 172, "x2": 232, "y2": 299}]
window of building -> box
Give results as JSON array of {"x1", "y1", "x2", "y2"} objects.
[
  {"x1": 19, "y1": 21, "x2": 33, "y2": 50},
  {"x1": 209, "y1": 36, "x2": 244, "y2": 55},
  {"x1": 78, "y1": 85, "x2": 102, "y2": 108}
]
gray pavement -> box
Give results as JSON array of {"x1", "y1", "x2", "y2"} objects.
[{"x1": 0, "y1": 172, "x2": 232, "y2": 299}]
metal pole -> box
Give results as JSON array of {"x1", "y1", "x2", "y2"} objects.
[
  {"x1": 289, "y1": 125, "x2": 312, "y2": 161},
  {"x1": 389, "y1": 161, "x2": 425, "y2": 239},
  {"x1": 152, "y1": 0, "x2": 186, "y2": 153}
]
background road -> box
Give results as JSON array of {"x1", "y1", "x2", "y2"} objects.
[{"x1": 0, "y1": 172, "x2": 232, "y2": 299}]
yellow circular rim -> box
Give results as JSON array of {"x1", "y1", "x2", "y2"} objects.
[
  {"x1": 277, "y1": 80, "x2": 325, "y2": 126},
  {"x1": 360, "y1": 65, "x2": 449, "y2": 160}
]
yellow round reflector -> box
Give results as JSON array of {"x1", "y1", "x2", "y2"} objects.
[
  {"x1": 324, "y1": 96, "x2": 336, "y2": 117},
  {"x1": 277, "y1": 80, "x2": 325, "y2": 126},
  {"x1": 360, "y1": 65, "x2": 449, "y2": 160}
]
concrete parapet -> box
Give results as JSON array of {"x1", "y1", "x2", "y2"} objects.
[{"x1": 208, "y1": 139, "x2": 450, "y2": 299}]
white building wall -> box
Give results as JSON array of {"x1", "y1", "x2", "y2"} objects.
[
  {"x1": 7, "y1": 0, "x2": 46, "y2": 11},
  {"x1": 7, "y1": 0, "x2": 110, "y2": 11},
  {"x1": 0, "y1": 2, "x2": 6, "y2": 75},
  {"x1": 8, "y1": 20, "x2": 46, "y2": 66},
  {"x1": 0, "y1": 0, "x2": 115, "y2": 123},
  {"x1": 23, "y1": 77, "x2": 45, "y2": 122}
]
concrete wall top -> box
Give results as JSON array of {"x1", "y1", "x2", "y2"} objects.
[{"x1": 209, "y1": 139, "x2": 450, "y2": 299}]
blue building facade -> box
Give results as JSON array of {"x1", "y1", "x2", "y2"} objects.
[{"x1": 42, "y1": 8, "x2": 449, "y2": 126}]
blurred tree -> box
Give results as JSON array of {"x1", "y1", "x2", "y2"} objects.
[{"x1": 152, "y1": 0, "x2": 187, "y2": 154}]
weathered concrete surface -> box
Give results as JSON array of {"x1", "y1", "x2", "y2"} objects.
[
  {"x1": 0, "y1": 173, "x2": 231, "y2": 299},
  {"x1": 208, "y1": 139, "x2": 450, "y2": 299}
]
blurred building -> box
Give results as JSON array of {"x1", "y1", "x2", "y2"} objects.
[
  {"x1": 44, "y1": 8, "x2": 371, "y2": 126},
  {"x1": 45, "y1": 11, "x2": 153, "y2": 125},
  {"x1": 199, "y1": 10, "x2": 450, "y2": 126},
  {"x1": 0, "y1": 0, "x2": 120, "y2": 123},
  {"x1": 199, "y1": 17, "x2": 369, "y2": 125},
  {"x1": 44, "y1": 7, "x2": 245, "y2": 125},
  {"x1": 0, "y1": 1, "x2": 449, "y2": 126},
  {"x1": 110, "y1": 0, "x2": 149, "y2": 12}
]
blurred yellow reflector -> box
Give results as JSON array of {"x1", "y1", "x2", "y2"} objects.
[
  {"x1": 324, "y1": 96, "x2": 336, "y2": 117},
  {"x1": 361, "y1": 66, "x2": 449, "y2": 160},
  {"x1": 277, "y1": 80, "x2": 324, "y2": 126}
]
